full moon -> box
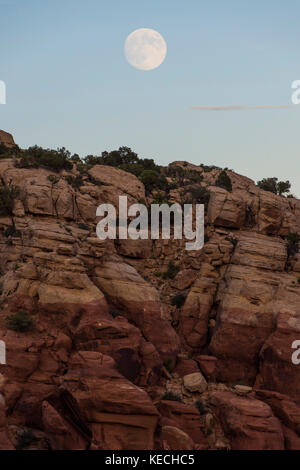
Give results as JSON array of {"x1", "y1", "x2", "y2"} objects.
[{"x1": 124, "y1": 28, "x2": 167, "y2": 71}]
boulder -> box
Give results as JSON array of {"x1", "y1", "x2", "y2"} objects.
[
  {"x1": 183, "y1": 372, "x2": 207, "y2": 393},
  {"x1": 88, "y1": 164, "x2": 145, "y2": 201},
  {"x1": 161, "y1": 426, "x2": 194, "y2": 450},
  {"x1": 158, "y1": 400, "x2": 207, "y2": 447}
]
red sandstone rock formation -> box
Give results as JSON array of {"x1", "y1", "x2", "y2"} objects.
[{"x1": 0, "y1": 133, "x2": 299, "y2": 450}]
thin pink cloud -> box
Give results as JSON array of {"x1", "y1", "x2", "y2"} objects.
[{"x1": 191, "y1": 105, "x2": 293, "y2": 111}]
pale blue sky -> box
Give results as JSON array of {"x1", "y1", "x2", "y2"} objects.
[{"x1": 1, "y1": 0, "x2": 300, "y2": 195}]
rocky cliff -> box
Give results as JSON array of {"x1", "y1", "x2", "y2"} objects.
[{"x1": 0, "y1": 133, "x2": 299, "y2": 450}]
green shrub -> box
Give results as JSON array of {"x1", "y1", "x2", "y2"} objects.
[
  {"x1": 187, "y1": 170, "x2": 203, "y2": 184},
  {"x1": 200, "y1": 164, "x2": 221, "y2": 173},
  {"x1": 88, "y1": 175, "x2": 104, "y2": 186},
  {"x1": 139, "y1": 170, "x2": 168, "y2": 194},
  {"x1": 161, "y1": 391, "x2": 182, "y2": 402},
  {"x1": 168, "y1": 182, "x2": 178, "y2": 190},
  {"x1": 225, "y1": 235, "x2": 238, "y2": 247},
  {"x1": 3, "y1": 224, "x2": 21, "y2": 238},
  {"x1": 168, "y1": 167, "x2": 203, "y2": 185},
  {"x1": 16, "y1": 430, "x2": 38, "y2": 450},
  {"x1": 277, "y1": 180, "x2": 291, "y2": 196},
  {"x1": 162, "y1": 261, "x2": 180, "y2": 280},
  {"x1": 215, "y1": 170, "x2": 232, "y2": 192},
  {"x1": 165, "y1": 165, "x2": 186, "y2": 185},
  {"x1": 5, "y1": 310, "x2": 34, "y2": 332},
  {"x1": 77, "y1": 163, "x2": 90, "y2": 175},
  {"x1": 84, "y1": 147, "x2": 159, "y2": 175},
  {"x1": 110, "y1": 309, "x2": 121, "y2": 318},
  {"x1": 83, "y1": 146, "x2": 168, "y2": 193},
  {"x1": 0, "y1": 186, "x2": 19, "y2": 216},
  {"x1": 184, "y1": 186, "x2": 210, "y2": 205},
  {"x1": 257, "y1": 177, "x2": 277, "y2": 193},
  {"x1": 77, "y1": 222, "x2": 90, "y2": 231},
  {"x1": 286, "y1": 232, "x2": 300, "y2": 257},
  {"x1": 119, "y1": 163, "x2": 144, "y2": 177},
  {"x1": 47, "y1": 175, "x2": 60, "y2": 184},
  {"x1": 0, "y1": 143, "x2": 10, "y2": 157},
  {"x1": 195, "y1": 400, "x2": 207, "y2": 415},
  {"x1": 65, "y1": 175, "x2": 83, "y2": 189},
  {"x1": 70, "y1": 153, "x2": 81, "y2": 163},
  {"x1": 85, "y1": 146, "x2": 139, "y2": 167},
  {"x1": 152, "y1": 191, "x2": 170, "y2": 205},
  {"x1": 0, "y1": 144, "x2": 20, "y2": 159},
  {"x1": 171, "y1": 293, "x2": 186, "y2": 308},
  {"x1": 257, "y1": 177, "x2": 291, "y2": 196},
  {"x1": 163, "y1": 359, "x2": 174, "y2": 374},
  {"x1": 138, "y1": 198, "x2": 147, "y2": 206},
  {"x1": 15, "y1": 146, "x2": 73, "y2": 172}
]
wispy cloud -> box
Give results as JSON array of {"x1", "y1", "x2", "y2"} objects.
[{"x1": 191, "y1": 105, "x2": 293, "y2": 111}]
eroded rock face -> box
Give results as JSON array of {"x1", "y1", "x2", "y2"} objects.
[
  {"x1": 209, "y1": 391, "x2": 284, "y2": 450},
  {"x1": 208, "y1": 187, "x2": 247, "y2": 228},
  {"x1": 0, "y1": 133, "x2": 300, "y2": 450},
  {"x1": 42, "y1": 401, "x2": 89, "y2": 450},
  {"x1": 209, "y1": 233, "x2": 300, "y2": 386},
  {"x1": 62, "y1": 352, "x2": 159, "y2": 450},
  {"x1": 158, "y1": 400, "x2": 208, "y2": 448},
  {"x1": 255, "y1": 390, "x2": 300, "y2": 449},
  {"x1": 0, "y1": 130, "x2": 15, "y2": 148},
  {"x1": 74, "y1": 308, "x2": 163, "y2": 386},
  {"x1": 93, "y1": 256, "x2": 180, "y2": 362},
  {"x1": 254, "y1": 313, "x2": 300, "y2": 400}
]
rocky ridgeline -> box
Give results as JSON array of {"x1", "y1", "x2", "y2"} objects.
[{"x1": 0, "y1": 131, "x2": 300, "y2": 450}]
